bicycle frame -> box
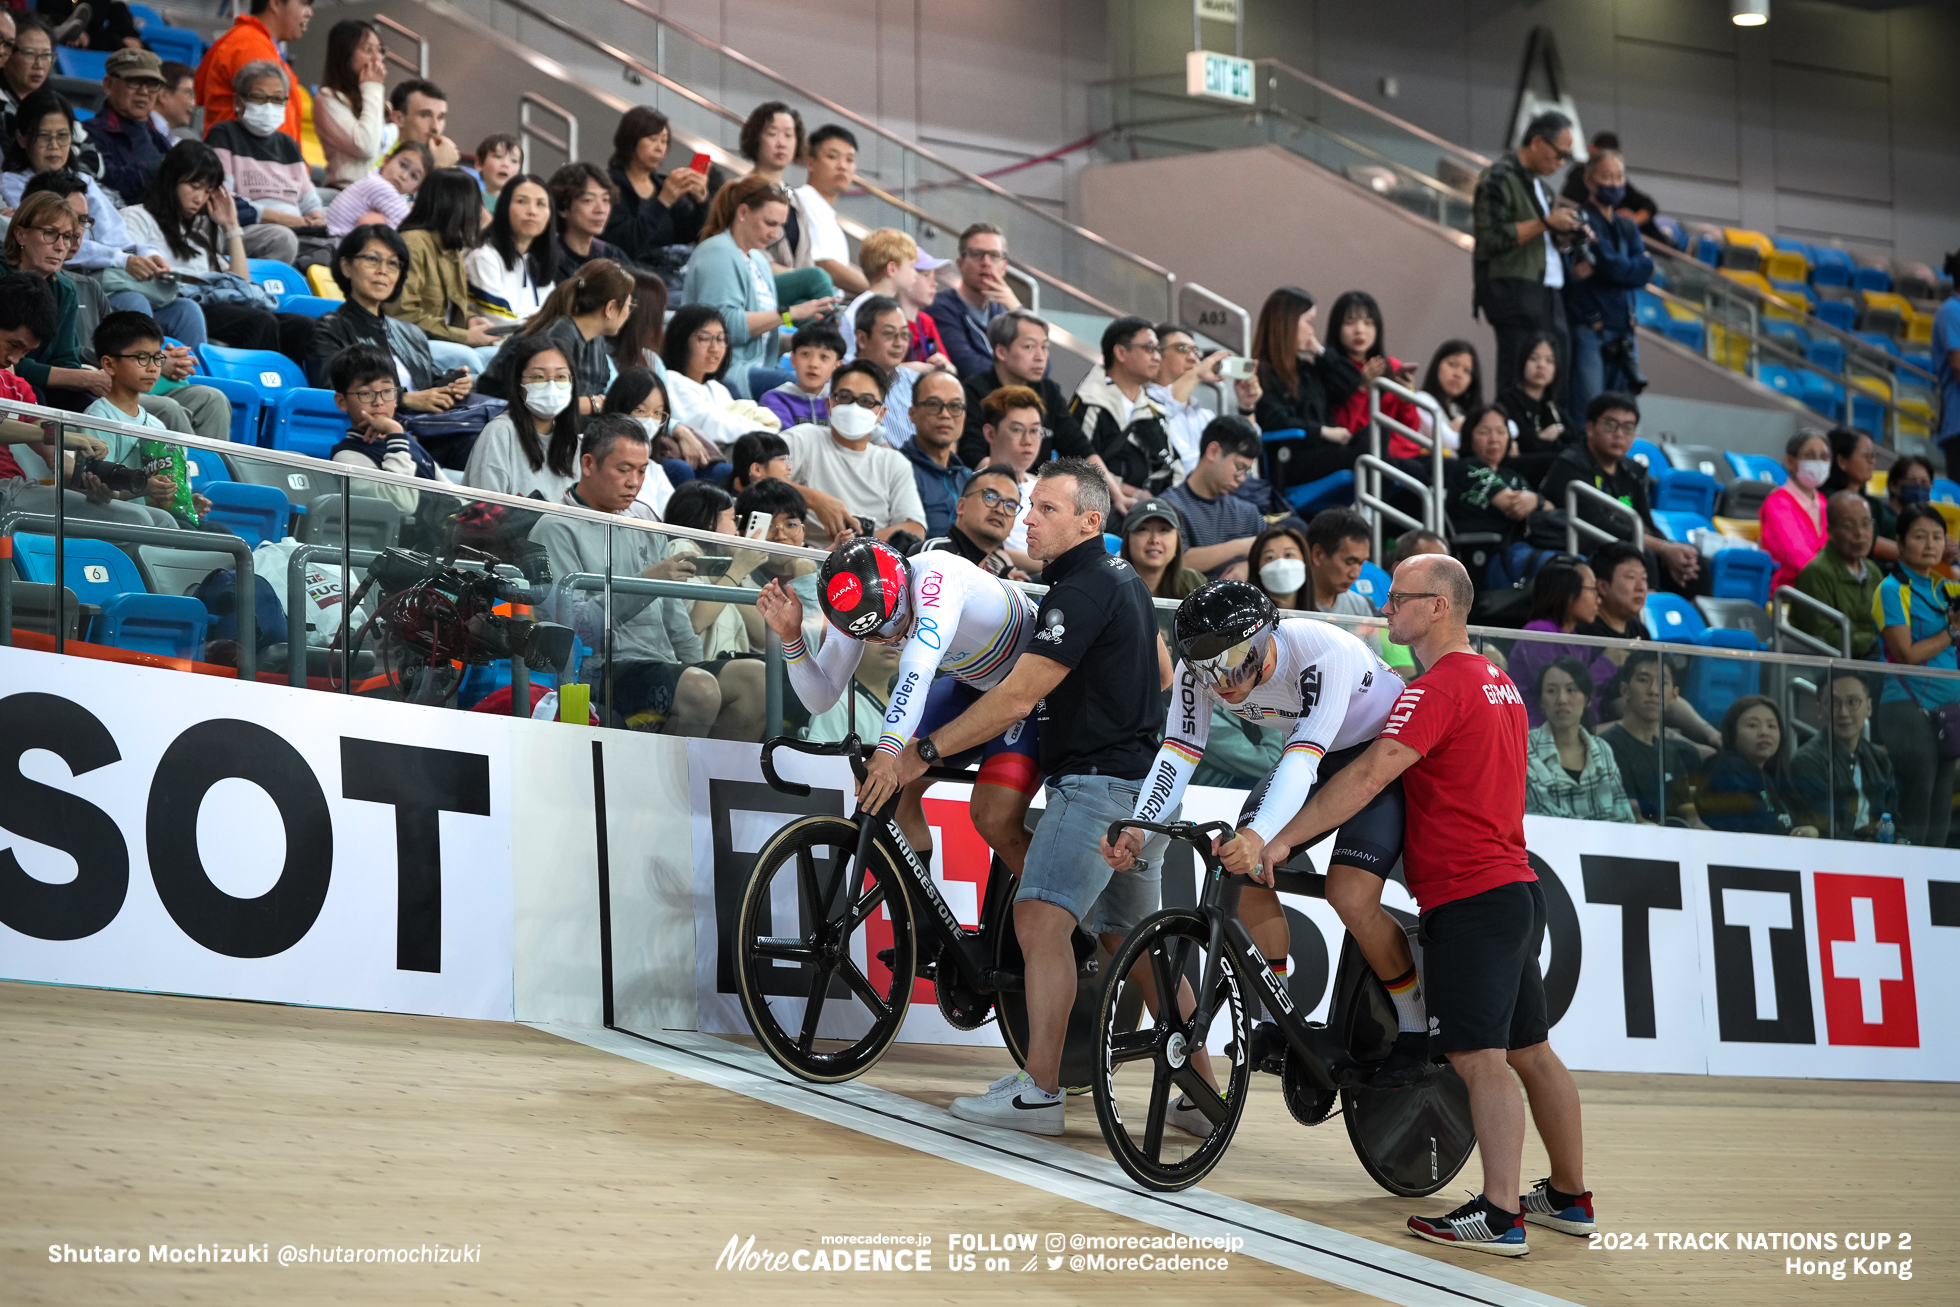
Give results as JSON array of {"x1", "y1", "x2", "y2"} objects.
[
  {"x1": 762, "y1": 735, "x2": 1024, "y2": 999},
  {"x1": 1114, "y1": 820, "x2": 1362, "y2": 1093}
]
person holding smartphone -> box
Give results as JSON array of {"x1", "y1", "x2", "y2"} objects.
[
  {"x1": 1152, "y1": 323, "x2": 1261, "y2": 479},
  {"x1": 605, "y1": 106, "x2": 716, "y2": 272}
]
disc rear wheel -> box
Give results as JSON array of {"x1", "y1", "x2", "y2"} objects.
[
  {"x1": 734, "y1": 816, "x2": 916, "y2": 1082},
  {"x1": 1335, "y1": 930, "x2": 1475, "y2": 1197},
  {"x1": 1091, "y1": 910, "x2": 1250, "y2": 1192}
]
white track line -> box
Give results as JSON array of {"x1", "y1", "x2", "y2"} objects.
[{"x1": 533, "y1": 1023, "x2": 1581, "y2": 1307}]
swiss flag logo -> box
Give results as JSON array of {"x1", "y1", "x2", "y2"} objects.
[{"x1": 1814, "y1": 873, "x2": 1918, "y2": 1048}]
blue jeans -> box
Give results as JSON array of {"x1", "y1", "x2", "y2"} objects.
[
  {"x1": 111, "y1": 292, "x2": 207, "y2": 349},
  {"x1": 1016, "y1": 773, "x2": 1170, "y2": 935},
  {"x1": 427, "y1": 337, "x2": 482, "y2": 378},
  {"x1": 1567, "y1": 323, "x2": 1636, "y2": 431}
]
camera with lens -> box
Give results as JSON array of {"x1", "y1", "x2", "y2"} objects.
[
  {"x1": 1550, "y1": 204, "x2": 1599, "y2": 266},
  {"x1": 67, "y1": 456, "x2": 149, "y2": 496},
  {"x1": 361, "y1": 546, "x2": 574, "y2": 673},
  {"x1": 1600, "y1": 334, "x2": 1648, "y2": 394}
]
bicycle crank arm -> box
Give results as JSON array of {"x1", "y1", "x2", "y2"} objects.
[
  {"x1": 1280, "y1": 1022, "x2": 1366, "y2": 1091},
  {"x1": 980, "y1": 968, "x2": 1023, "y2": 993}
]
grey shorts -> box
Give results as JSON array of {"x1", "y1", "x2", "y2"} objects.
[{"x1": 1016, "y1": 773, "x2": 1170, "y2": 935}]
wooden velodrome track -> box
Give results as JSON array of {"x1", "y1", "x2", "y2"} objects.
[{"x1": 2, "y1": 978, "x2": 1952, "y2": 1305}]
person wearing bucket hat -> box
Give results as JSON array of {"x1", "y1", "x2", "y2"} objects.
[
  {"x1": 1120, "y1": 494, "x2": 1206, "y2": 599},
  {"x1": 92, "y1": 49, "x2": 178, "y2": 207}
]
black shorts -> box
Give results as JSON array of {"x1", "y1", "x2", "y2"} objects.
[
  {"x1": 595, "y1": 661, "x2": 693, "y2": 726},
  {"x1": 1418, "y1": 879, "x2": 1549, "y2": 1055},
  {"x1": 1237, "y1": 741, "x2": 1405, "y2": 876}
]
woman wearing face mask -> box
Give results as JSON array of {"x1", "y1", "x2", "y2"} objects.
[
  {"x1": 601, "y1": 367, "x2": 707, "y2": 511},
  {"x1": 1120, "y1": 498, "x2": 1205, "y2": 599},
  {"x1": 203, "y1": 63, "x2": 328, "y2": 236},
  {"x1": 1693, "y1": 696, "x2": 1815, "y2": 837},
  {"x1": 307, "y1": 225, "x2": 472, "y2": 411},
  {"x1": 482, "y1": 258, "x2": 635, "y2": 413},
  {"x1": 1819, "y1": 425, "x2": 1899, "y2": 565},
  {"x1": 1760, "y1": 430, "x2": 1834, "y2": 592},
  {"x1": 1882, "y1": 454, "x2": 1957, "y2": 567},
  {"x1": 463, "y1": 336, "x2": 583, "y2": 500},
  {"x1": 1246, "y1": 524, "x2": 1313, "y2": 610}
]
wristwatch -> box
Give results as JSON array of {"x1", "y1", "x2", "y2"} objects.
[{"x1": 916, "y1": 735, "x2": 941, "y2": 765}]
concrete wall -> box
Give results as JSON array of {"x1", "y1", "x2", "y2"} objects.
[{"x1": 1106, "y1": 0, "x2": 1960, "y2": 266}]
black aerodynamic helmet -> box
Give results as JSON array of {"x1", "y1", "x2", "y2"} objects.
[
  {"x1": 1174, "y1": 579, "x2": 1278, "y2": 693},
  {"x1": 818, "y1": 537, "x2": 914, "y2": 641}
]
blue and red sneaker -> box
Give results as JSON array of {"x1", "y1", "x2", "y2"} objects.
[
  {"x1": 1407, "y1": 1194, "x2": 1528, "y2": 1256},
  {"x1": 1520, "y1": 1177, "x2": 1595, "y2": 1235}
]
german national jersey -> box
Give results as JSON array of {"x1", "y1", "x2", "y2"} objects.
[
  {"x1": 1132, "y1": 616, "x2": 1404, "y2": 841},
  {"x1": 782, "y1": 551, "x2": 1036, "y2": 756},
  {"x1": 1378, "y1": 650, "x2": 1535, "y2": 911}
]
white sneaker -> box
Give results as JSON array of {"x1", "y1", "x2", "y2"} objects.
[
  {"x1": 1168, "y1": 1095, "x2": 1214, "y2": 1139},
  {"x1": 949, "y1": 1070, "x2": 1063, "y2": 1136}
]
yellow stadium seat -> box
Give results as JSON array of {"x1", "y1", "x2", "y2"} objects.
[
  {"x1": 1907, "y1": 312, "x2": 1934, "y2": 345},
  {"x1": 1762, "y1": 251, "x2": 1809, "y2": 283},
  {"x1": 1936, "y1": 504, "x2": 1960, "y2": 540},
  {"x1": 1723, "y1": 228, "x2": 1776, "y2": 257},
  {"x1": 1861, "y1": 289, "x2": 1914, "y2": 317},
  {"x1": 307, "y1": 266, "x2": 344, "y2": 299},
  {"x1": 1899, "y1": 396, "x2": 1934, "y2": 437},
  {"x1": 1850, "y1": 373, "x2": 1892, "y2": 402},
  {"x1": 1869, "y1": 470, "x2": 1888, "y2": 495},
  {"x1": 1712, "y1": 516, "x2": 1761, "y2": 543},
  {"x1": 1723, "y1": 269, "x2": 1803, "y2": 321},
  {"x1": 1707, "y1": 322, "x2": 1751, "y2": 373}
]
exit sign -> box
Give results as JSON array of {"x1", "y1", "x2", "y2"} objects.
[
  {"x1": 1186, "y1": 50, "x2": 1256, "y2": 106},
  {"x1": 1195, "y1": 0, "x2": 1239, "y2": 20}
]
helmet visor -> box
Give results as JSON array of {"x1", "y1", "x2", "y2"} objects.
[{"x1": 1186, "y1": 630, "x2": 1269, "y2": 692}]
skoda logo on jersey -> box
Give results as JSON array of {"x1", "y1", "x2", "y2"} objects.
[{"x1": 1035, "y1": 609, "x2": 1067, "y2": 644}]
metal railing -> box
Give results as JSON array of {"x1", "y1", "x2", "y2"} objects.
[
  {"x1": 446, "y1": 0, "x2": 1253, "y2": 340},
  {"x1": 1773, "y1": 585, "x2": 1853, "y2": 659},
  {"x1": 1360, "y1": 377, "x2": 1444, "y2": 559},
  {"x1": 518, "y1": 92, "x2": 580, "y2": 176},
  {"x1": 1564, "y1": 482, "x2": 1645, "y2": 555},
  {"x1": 373, "y1": 13, "x2": 430, "y2": 78}
]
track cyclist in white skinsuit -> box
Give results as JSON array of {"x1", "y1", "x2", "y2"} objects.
[
  {"x1": 1101, "y1": 578, "x2": 1436, "y2": 1087},
  {"x1": 757, "y1": 537, "x2": 1043, "y2": 871}
]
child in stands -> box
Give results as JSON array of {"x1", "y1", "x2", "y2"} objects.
[
  {"x1": 328, "y1": 343, "x2": 442, "y2": 514},
  {"x1": 87, "y1": 311, "x2": 208, "y2": 527},
  {"x1": 327, "y1": 140, "x2": 436, "y2": 237},
  {"x1": 475, "y1": 133, "x2": 523, "y2": 219},
  {"x1": 760, "y1": 321, "x2": 846, "y2": 429}
]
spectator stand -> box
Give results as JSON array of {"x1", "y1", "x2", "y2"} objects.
[{"x1": 1358, "y1": 376, "x2": 1445, "y2": 563}]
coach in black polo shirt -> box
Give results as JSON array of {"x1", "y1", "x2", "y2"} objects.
[
  {"x1": 1537, "y1": 391, "x2": 1701, "y2": 591},
  {"x1": 891, "y1": 456, "x2": 1179, "y2": 1134}
]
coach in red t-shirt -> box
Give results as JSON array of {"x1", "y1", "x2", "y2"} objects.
[{"x1": 1228, "y1": 553, "x2": 1592, "y2": 1257}]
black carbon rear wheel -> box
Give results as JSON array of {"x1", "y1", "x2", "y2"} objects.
[
  {"x1": 734, "y1": 816, "x2": 916, "y2": 1082},
  {"x1": 1334, "y1": 931, "x2": 1475, "y2": 1196},
  {"x1": 1090, "y1": 910, "x2": 1250, "y2": 1192}
]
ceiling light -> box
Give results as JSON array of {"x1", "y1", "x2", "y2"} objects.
[{"x1": 1731, "y1": 0, "x2": 1769, "y2": 26}]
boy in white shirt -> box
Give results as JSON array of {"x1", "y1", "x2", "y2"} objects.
[
  {"x1": 86, "y1": 311, "x2": 208, "y2": 526},
  {"x1": 794, "y1": 125, "x2": 869, "y2": 296}
]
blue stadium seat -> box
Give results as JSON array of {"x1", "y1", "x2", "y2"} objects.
[
  {"x1": 267, "y1": 389, "x2": 350, "y2": 459},
  {"x1": 182, "y1": 449, "x2": 233, "y2": 496},
  {"x1": 1759, "y1": 364, "x2": 1803, "y2": 400},
  {"x1": 1627, "y1": 438, "x2": 1668, "y2": 479},
  {"x1": 1350, "y1": 560, "x2": 1392, "y2": 609},
  {"x1": 1726, "y1": 453, "x2": 1786, "y2": 485},
  {"x1": 1663, "y1": 318, "x2": 1705, "y2": 351},
  {"x1": 1810, "y1": 262, "x2": 1851, "y2": 289},
  {"x1": 8, "y1": 534, "x2": 210, "y2": 657},
  {"x1": 1284, "y1": 469, "x2": 1355, "y2": 515},
  {"x1": 1815, "y1": 301, "x2": 1858, "y2": 333},
  {"x1": 201, "y1": 482, "x2": 294, "y2": 548},
  {"x1": 1805, "y1": 338, "x2": 1845, "y2": 375},
  {"x1": 1692, "y1": 234, "x2": 1722, "y2": 267},
  {"x1": 127, "y1": 2, "x2": 164, "y2": 28},
  {"x1": 199, "y1": 344, "x2": 307, "y2": 395},
  {"x1": 1855, "y1": 332, "x2": 1900, "y2": 358},
  {"x1": 1762, "y1": 320, "x2": 1810, "y2": 350},
  {"x1": 1850, "y1": 392, "x2": 1884, "y2": 438},
  {"x1": 1932, "y1": 479, "x2": 1960, "y2": 506},
  {"x1": 1634, "y1": 291, "x2": 1666, "y2": 328},
  {"x1": 1769, "y1": 279, "x2": 1816, "y2": 307},
  {"x1": 1101, "y1": 533, "x2": 1120, "y2": 555},
  {"x1": 275, "y1": 295, "x2": 340, "y2": 319},
  {"x1": 1643, "y1": 593, "x2": 1706, "y2": 643},
  {"x1": 1654, "y1": 469, "x2": 1720, "y2": 518},
  {"x1": 1685, "y1": 630, "x2": 1763, "y2": 723},
  {"x1": 55, "y1": 48, "x2": 111, "y2": 79},
  {"x1": 1708, "y1": 549, "x2": 1775, "y2": 605},
  {"x1": 1648, "y1": 509, "x2": 1710, "y2": 545},
  {"x1": 1850, "y1": 266, "x2": 1891, "y2": 293},
  {"x1": 1797, "y1": 371, "x2": 1845, "y2": 417},
  {"x1": 247, "y1": 258, "x2": 309, "y2": 304},
  {"x1": 141, "y1": 25, "x2": 202, "y2": 65}
]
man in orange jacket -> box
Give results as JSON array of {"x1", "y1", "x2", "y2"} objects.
[{"x1": 195, "y1": 0, "x2": 314, "y2": 142}]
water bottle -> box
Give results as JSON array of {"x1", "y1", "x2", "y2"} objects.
[{"x1": 1875, "y1": 813, "x2": 1896, "y2": 844}]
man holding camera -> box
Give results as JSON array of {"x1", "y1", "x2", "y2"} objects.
[
  {"x1": 1562, "y1": 150, "x2": 1655, "y2": 432},
  {"x1": 1473, "y1": 111, "x2": 1580, "y2": 410}
]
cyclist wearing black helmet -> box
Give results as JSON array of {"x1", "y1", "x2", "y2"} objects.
[
  {"x1": 1103, "y1": 578, "x2": 1434, "y2": 1087},
  {"x1": 756, "y1": 536, "x2": 1045, "y2": 871}
]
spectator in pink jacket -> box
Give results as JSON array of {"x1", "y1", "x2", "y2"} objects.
[{"x1": 1759, "y1": 430, "x2": 1833, "y2": 592}]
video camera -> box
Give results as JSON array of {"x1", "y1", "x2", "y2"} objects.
[{"x1": 358, "y1": 546, "x2": 574, "y2": 674}]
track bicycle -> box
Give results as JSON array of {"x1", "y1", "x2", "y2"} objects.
[
  {"x1": 733, "y1": 735, "x2": 1119, "y2": 1084},
  {"x1": 1091, "y1": 819, "x2": 1476, "y2": 1195}
]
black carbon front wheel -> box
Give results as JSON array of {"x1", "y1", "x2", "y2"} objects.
[
  {"x1": 734, "y1": 816, "x2": 916, "y2": 1082},
  {"x1": 1091, "y1": 910, "x2": 1250, "y2": 1192},
  {"x1": 1334, "y1": 931, "x2": 1475, "y2": 1196}
]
